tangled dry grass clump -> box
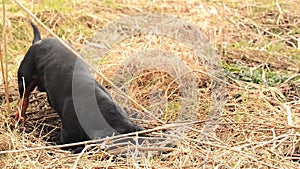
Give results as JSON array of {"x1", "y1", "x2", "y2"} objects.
[{"x1": 0, "y1": 0, "x2": 299, "y2": 168}]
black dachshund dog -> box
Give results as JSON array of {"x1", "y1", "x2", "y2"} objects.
[{"x1": 13, "y1": 23, "x2": 145, "y2": 151}]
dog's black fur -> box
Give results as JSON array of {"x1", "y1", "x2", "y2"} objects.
[{"x1": 15, "y1": 23, "x2": 145, "y2": 151}]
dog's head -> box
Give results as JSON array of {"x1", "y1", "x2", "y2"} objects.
[
  {"x1": 17, "y1": 47, "x2": 39, "y2": 97},
  {"x1": 17, "y1": 23, "x2": 42, "y2": 97}
]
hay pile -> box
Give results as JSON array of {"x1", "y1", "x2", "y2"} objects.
[{"x1": 0, "y1": 0, "x2": 299, "y2": 168}]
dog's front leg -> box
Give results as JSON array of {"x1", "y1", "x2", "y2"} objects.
[
  {"x1": 13, "y1": 80, "x2": 38, "y2": 123},
  {"x1": 13, "y1": 98, "x2": 29, "y2": 123}
]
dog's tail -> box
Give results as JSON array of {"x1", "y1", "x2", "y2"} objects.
[{"x1": 30, "y1": 22, "x2": 41, "y2": 44}]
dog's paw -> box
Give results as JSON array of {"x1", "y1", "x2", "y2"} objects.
[
  {"x1": 10, "y1": 110, "x2": 25, "y2": 124},
  {"x1": 10, "y1": 110, "x2": 19, "y2": 120}
]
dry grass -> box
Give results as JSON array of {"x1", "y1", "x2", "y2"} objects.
[{"x1": 0, "y1": 0, "x2": 299, "y2": 168}]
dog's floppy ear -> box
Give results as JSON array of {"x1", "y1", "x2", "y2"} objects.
[{"x1": 30, "y1": 22, "x2": 41, "y2": 44}]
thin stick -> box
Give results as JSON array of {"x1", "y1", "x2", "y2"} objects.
[
  {"x1": 107, "y1": 146, "x2": 175, "y2": 155},
  {"x1": 1, "y1": 0, "x2": 11, "y2": 115},
  {"x1": 283, "y1": 73, "x2": 300, "y2": 83},
  {"x1": 12, "y1": 0, "x2": 164, "y2": 124},
  {"x1": 0, "y1": 121, "x2": 203, "y2": 154}
]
